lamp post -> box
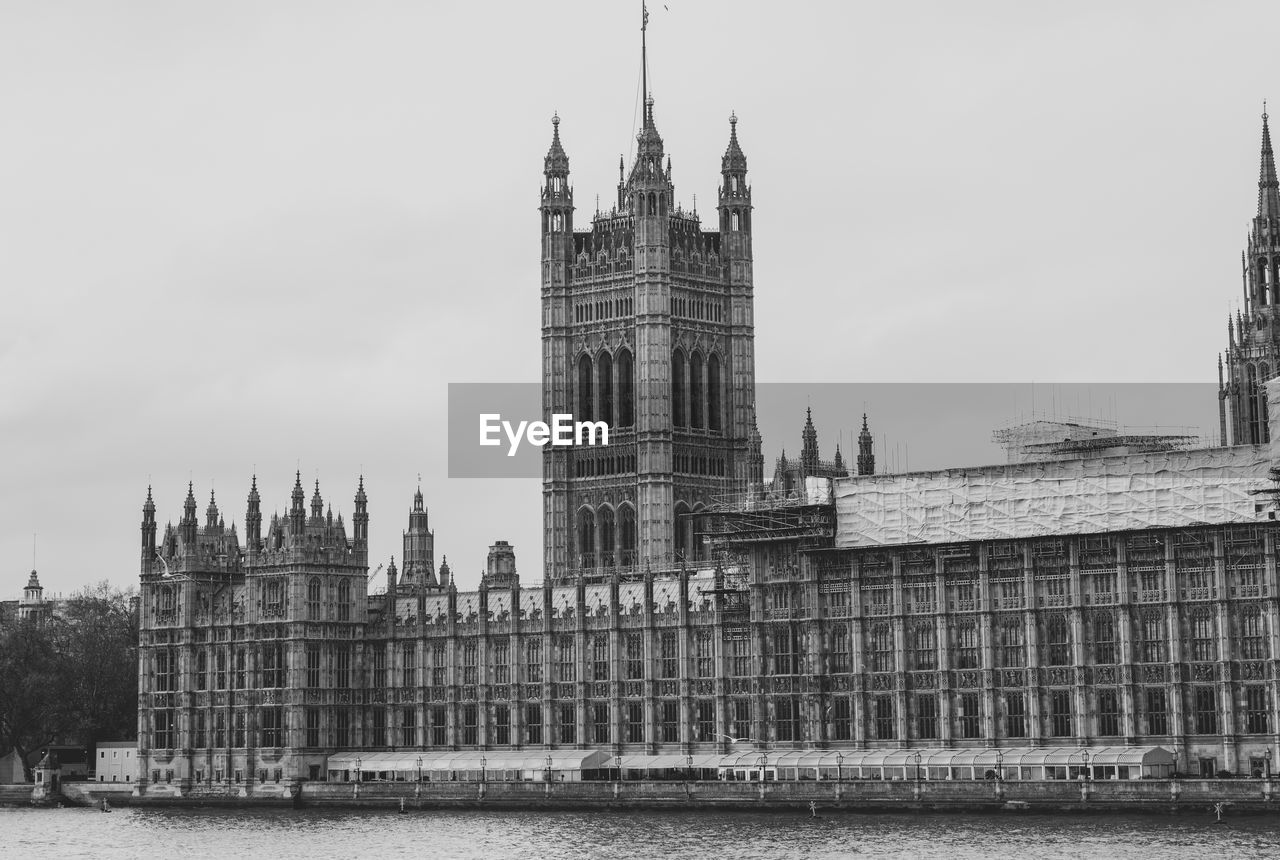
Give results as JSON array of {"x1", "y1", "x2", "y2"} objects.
[
  {"x1": 1267, "y1": 749, "x2": 1273, "y2": 780},
  {"x1": 480, "y1": 754, "x2": 487, "y2": 784},
  {"x1": 995, "y1": 750, "x2": 1004, "y2": 784},
  {"x1": 836, "y1": 752, "x2": 844, "y2": 784},
  {"x1": 687, "y1": 753, "x2": 694, "y2": 781},
  {"x1": 355, "y1": 756, "x2": 362, "y2": 784},
  {"x1": 545, "y1": 754, "x2": 553, "y2": 783},
  {"x1": 913, "y1": 751, "x2": 922, "y2": 785},
  {"x1": 615, "y1": 754, "x2": 623, "y2": 784},
  {"x1": 759, "y1": 752, "x2": 769, "y2": 783},
  {"x1": 416, "y1": 756, "x2": 423, "y2": 783},
  {"x1": 1080, "y1": 748, "x2": 1091, "y2": 782}
]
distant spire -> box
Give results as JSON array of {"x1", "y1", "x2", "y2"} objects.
[
  {"x1": 801, "y1": 407, "x2": 819, "y2": 471},
  {"x1": 311, "y1": 479, "x2": 324, "y2": 519},
  {"x1": 1260, "y1": 106, "x2": 1280, "y2": 220},
  {"x1": 857, "y1": 413, "x2": 876, "y2": 476}
]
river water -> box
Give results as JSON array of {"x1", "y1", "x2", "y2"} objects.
[{"x1": 6, "y1": 806, "x2": 1280, "y2": 859}]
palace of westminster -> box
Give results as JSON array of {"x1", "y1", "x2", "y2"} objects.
[{"x1": 128, "y1": 47, "x2": 1280, "y2": 789}]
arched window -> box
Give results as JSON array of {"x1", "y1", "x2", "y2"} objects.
[
  {"x1": 619, "y1": 505, "x2": 637, "y2": 566},
  {"x1": 1261, "y1": 259, "x2": 1270, "y2": 305},
  {"x1": 578, "y1": 354, "x2": 594, "y2": 422},
  {"x1": 337, "y1": 579, "x2": 352, "y2": 622},
  {"x1": 692, "y1": 505, "x2": 708, "y2": 561},
  {"x1": 674, "y1": 502, "x2": 690, "y2": 561},
  {"x1": 689, "y1": 351, "x2": 704, "y2": 429},
  {"x1": 617, "y1": 348, "x2": 634, "y2": 428},
  {"x1": 1045, "y1": 614, "x2": 1070, "y2": 666},
  {"x1": 598, "y1": 506, "x2": 616, "y2": 568},
  {"x1": 1093, "y1": 612, "x2": 1116, "y2": 664},
  {"x1": 307, "y1": 577, "x2": 322, "y2": 620},
  {"x1": 731, "y1": 211, "x2": 740, "y2": 231},
  {"x1": 671, "y1": 349, "x2": 686, "y2": 428},
  {"x1": 707, "y1": 354, "x2": 722, "y2": 432},
  {"x1": 577, "y1": 508, "x2": 596, "y2": 569},
  {"x1": 597, "y1": 351, "x2": 614, "y2": 427}
]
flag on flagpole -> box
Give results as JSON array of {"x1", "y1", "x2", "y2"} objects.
[{"x1": 643, "y1": 2, "x2": 649, "y2": 30}]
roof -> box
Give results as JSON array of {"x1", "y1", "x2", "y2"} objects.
[{"x1": 834, "y1": 445, "x2": 1271, "y2": 548}]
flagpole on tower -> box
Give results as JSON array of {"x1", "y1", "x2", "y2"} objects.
[{"x1": 641, "y1": 0, "x2": 649, "y2": 122}]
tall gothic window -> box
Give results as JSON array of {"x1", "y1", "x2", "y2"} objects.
[
  {"x1": 689, "y1": 351, "x2": 704, "y2": 429},
  {"x1": 307, "y1": 577, "x2": 322, "y2": 620},
  {"x1": 671, "y1": 349, "x2": 686, "y2": 428},
  {"x1": 910, "y1": 623, "x2": 937, "y2": 671},
  {"x1": 1139, "y1": 611, "x2": 1166, "y2": 662},
  {"x1": 616, "y1": 348, "x2": 634, "y2": 428},
  {"x1": 953, "y1": 623, "x2": 979, "y2": 669},
  {"x1": 1044, "y1": 614, "x2": 1071, "y2": 666},
  {"x1": 1240, "y1": 608, "x2": 1268, "y2": 659},
  {"x1": 707, "y1": 354, "x2": 722, "y2": 432},
  {"x1": 577, "y1": 508, "x2": 596, "y2": 569},
  {"x1": 577, "y1": 354, "x2": 593, "y2": 422},
  {"x1": 598, "y1": 506, "x2": 616, "y2": 568},
  {"x1": 337, "y1": 580, "x2": 351, "y2": 621},
  {"x1": 1092, "y1": 612, "x2": 1116, "y2": 664},
  {"x1": 619, "y1": 505, "x2": 637, "y2": 566},
  {"x1": 869, "y1": 624, "x2": 894, "y2": 673},
  {"x1": 999, "y1": 616, "x2": 1025, "y2": 667},
  {"x1": 1190, "y1": 611, "x2": 1216, "y2": 661},
  {"x1": 597, "y1": 351, "x2": 613, "y2": 427}
]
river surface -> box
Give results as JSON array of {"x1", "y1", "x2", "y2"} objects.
[{"x1": 5, "y1": 806, "x2": 1280, "y2": 859}]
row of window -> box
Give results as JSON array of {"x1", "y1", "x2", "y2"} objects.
[
  {"x1": 154, "y1": 606, "x2": 1274, "y2": 695},
  {"x1": 153, "y1": 686, "x2": 1274, "y2": 752}
]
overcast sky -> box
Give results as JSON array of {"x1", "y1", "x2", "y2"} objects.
[{"x1": 2, "y1": 1, "x2": 1275, "y2": 597}]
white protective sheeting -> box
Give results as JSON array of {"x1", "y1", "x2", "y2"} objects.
[{"x1": 835, "y1": 446, "x2": 1271, "y2": 547}]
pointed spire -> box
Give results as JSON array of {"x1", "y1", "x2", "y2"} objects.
[
  {"x1": 801, "y1": 407, "x2": 819, "y2": 471},
  {"x1": 722, "y1": 112, "x2": 747, "y2": 172},
  {"x1": 206, "y1": 488, "x2": 219, "y2": 528},
  {"x1": 1260, "y1": 106, "x2": 1280, "y2": 220},
  {"x1": 143, "y1": 485, "x2": 155, "y2": 514},
  {"x1": 544, "y1": 113, "x2": 569, "y2": 174},
  {"x1": 311, "y1": 479, "x2": 323, "y2": 519}
]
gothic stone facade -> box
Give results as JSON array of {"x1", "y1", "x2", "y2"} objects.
[{"x1": 137, "y1": 477, "x2": 1280, "y2": 792}]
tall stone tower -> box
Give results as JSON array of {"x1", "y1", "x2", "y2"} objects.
[
  {"x1": 541, "y1": 24, "x2": 762, "y2": 581},
  {"x1": 1221, "y1": 109, "x2": 1280, "y2": 445}
]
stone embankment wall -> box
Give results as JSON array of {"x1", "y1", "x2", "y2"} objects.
[{"x1": 48, "y1": 778, "x2": 1280, "y2": 814}]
